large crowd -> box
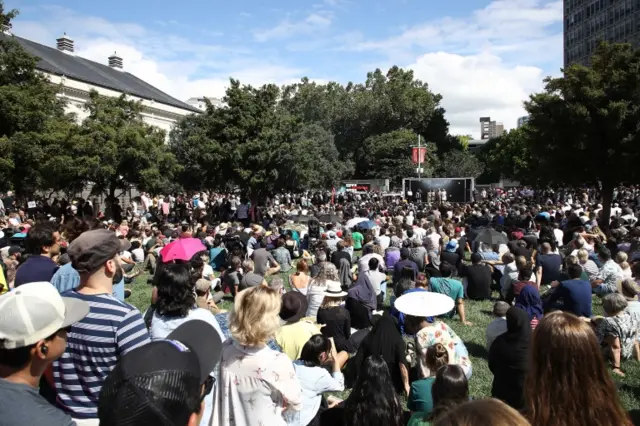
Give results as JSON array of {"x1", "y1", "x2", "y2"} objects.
[{"x1": 1, "y1": 185, "x2": 640, "y2": 426}]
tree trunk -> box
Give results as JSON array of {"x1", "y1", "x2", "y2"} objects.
[{"x1": 600, "y1": 181, "x2": 613, "y2": 236}]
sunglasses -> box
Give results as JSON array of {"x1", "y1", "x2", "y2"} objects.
[{"x1": 201, "y1": 375, "x2": 215, "y2": 401}]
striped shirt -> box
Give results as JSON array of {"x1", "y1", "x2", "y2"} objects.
[{"x1": 53, "y1": 291, "x2": 150, "y2": 419}]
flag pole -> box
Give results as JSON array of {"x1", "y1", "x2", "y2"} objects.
[{"x1": 418, "y1": 134, "x2": 421, "y2": 179}]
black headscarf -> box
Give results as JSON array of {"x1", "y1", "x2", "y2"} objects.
[
  {"x1": 488, "y1": 306, "x2": 531, "y2": 410},
  {"x1": 350, "y1": 314, "x2": 406, "y2": 393}
]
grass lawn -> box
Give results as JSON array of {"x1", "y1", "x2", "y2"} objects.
[{"x1": 126, "y1": 269, "x2": 640, "y2": 416}]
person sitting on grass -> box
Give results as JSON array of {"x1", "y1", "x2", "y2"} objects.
[
  {"x1": 404, "y1": 314, "x2": 472, "y2": 380},
  {"x1": 406, "y1": 365, "x2": 469, "y2": 426},
  {"x1": 428, "y1": 262, "x2": 472, "y2": 326},
  {"x1": 320, "y1": 355, "x2": 404, "y2": 426},
  {"x1": 407, "y1": 343, "x2": 450, "y2": 415},
  {"x1": 294, "y1": 335, "x2": 347, "y2": 426}
]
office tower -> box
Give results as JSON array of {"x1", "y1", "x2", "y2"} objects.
[{"x1": 564, "y1": 0, "x2": 640, "y2": 67}]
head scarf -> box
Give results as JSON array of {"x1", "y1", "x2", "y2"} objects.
[
  {"x1": 490, "y1": 307, "x2": 531, "y2": 369},
  {"x1": 514, "y1": 285, "x2": 543, "y2": 321},
  {"x1": 348, "y1": 273, "x2": 377, "y2": 311},
  {"x1": 359, "y1": 314, "x2": 404, "y2": 366},
  {"x1": 488, "y1": 306, "x2": 531, "y2": 410},
  {"x1": 338, "y1": 257, "x2": 353, "y2": 289}
]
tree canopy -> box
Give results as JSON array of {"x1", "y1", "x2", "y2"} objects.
[{"x1": 525, "y1": 42, "x2": 640, "y2": 224}]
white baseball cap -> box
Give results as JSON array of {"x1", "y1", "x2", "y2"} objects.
[{"x1": 0, "y1": 282, "x2": 89, "y2": 349}]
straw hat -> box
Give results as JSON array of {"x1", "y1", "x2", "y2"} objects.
[{"x1": 323, "y1": 280, "x2": 347, "y2": 298}]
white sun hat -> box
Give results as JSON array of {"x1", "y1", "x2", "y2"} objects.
[
  {"x1": 394, "y1": 291, "x2": 455, "y2": 317},
  {"x1": 323, "y1": 280, "x2": 348, "y2": 298}
]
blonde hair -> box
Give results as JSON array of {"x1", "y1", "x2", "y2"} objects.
[
  {"x1": 434, "y1": 398, "x2": 530, "y2": 426},
  {"x1": 321, "y1": 296, "x2": 342, "y2": 308},
  {"x1": 616, "y1": 251, "x2": 629, "y2": 270},
  {"x1": 229, "y1": 286, "x2": 281, "y2": 347},
  {"x1": 577, "y1": 249, "x2": 589, "y2": 262}
]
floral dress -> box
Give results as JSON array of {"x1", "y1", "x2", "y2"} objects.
[
  {"x1": 212, "y1": 340, "x2": 302, "y2": 426},
  {"x1": 596, "y1": 310, "x2": 640, "y2": 359},
  {"x1": 415, "y1": 321, "x2": 472, "y2": 378}
]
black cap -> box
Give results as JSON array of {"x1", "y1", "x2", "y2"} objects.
[{"x1": 98, "y1": 320, "x2": 223, "y2": 426}]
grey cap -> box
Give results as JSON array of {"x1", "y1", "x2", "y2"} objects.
[{"x1": 68, "y1": 229, "x2": 129, "y2": 274}]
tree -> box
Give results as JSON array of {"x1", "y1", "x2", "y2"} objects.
[
  {"x1": 525, "y1": 42, "x2": 640, "y2": 230},
  {"x1": 478, "y1": 127, "x2": 532, "y2": 183},
  {"x1": 168, "y1": 105, "x2": 226, "y2": 191},
  {"x1": 76, "y1": 91, "x2": 180, "y2": 198},
  {"x1": 455, "y1": 135, "x2": 473, "y2": 151},
  {"x1": 437, "y1": 149, "x2": 484, "y2": 178},
  {"x1": 285, "y1": 123, "x2": 353, "y2": 190},
  {"x1": 360, "y1": 129, "x2": 437, "y2": 187},
  {"x1": 0, "y1": 2, "x2": 79, "y2": 195},
  {"x1": 279, "y1": 67, "x2": 447, "y2": 177}
]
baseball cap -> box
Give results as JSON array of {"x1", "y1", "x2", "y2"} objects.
[
  {"x1": 98, "y1": 320, "x2": 223, "y2": 426},
  {"x1": 0, "y1": 282, "x2": 89, "y2": 349},
  {"x1": 194, "y1": 278, "x2": 211, "y2": 294},
  {"x1": 68, "y1": 229, "x2": 129, "y2": 274}
]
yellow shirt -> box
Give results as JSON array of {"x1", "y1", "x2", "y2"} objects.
[
  {"x1": 0, "y1": 267, "x2": 7, "y2": 294},
  {"x1": 275, "y1": 320, "x2": 320, "y2": 361}
]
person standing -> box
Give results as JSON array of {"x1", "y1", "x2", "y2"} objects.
[
  {"x1": 53, "y1": 230, "x2": 150, "y2": 425},
  {"x1": 0, "y1": 282, "x2": 89, "y2": 426}
]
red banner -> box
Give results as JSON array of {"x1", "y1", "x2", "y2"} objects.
[{"x1": 412, "y1": 147, "x2": 427, "y2": 164}]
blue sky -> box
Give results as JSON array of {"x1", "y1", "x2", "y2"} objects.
[{"x1": 10, "y1": 0, "x2": 562, "y2": 137}]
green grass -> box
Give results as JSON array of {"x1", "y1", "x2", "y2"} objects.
[{"x1": 126, "y1": 269, "x2": 640, "y2": 414}]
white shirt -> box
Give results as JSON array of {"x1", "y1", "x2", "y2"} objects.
[
  {"x1": 378, "y1": 235, "x2": 391, "y2": 251},
  {"x1": 364, "y1": 270, "x2": 387, "y2": 295},
  {"x1": 213, "y1": 340, "x2": 302, "y2": 426},
  {"x1": 132, "y1": 248, "x2": 144, "y2": 263},
  {"x1": 293, "y1": 362, "x2": 344, "y2": 426},
  {"x1": 203, "y1": 264, "x2": 214, "y2": 279},
  {"x1": 553, "y1": 229, "x2": 564, "y2": 247}
]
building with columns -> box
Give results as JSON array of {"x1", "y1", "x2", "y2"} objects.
[{"x1": 2, "y1": 32, "x2": 200, "y2": 135}]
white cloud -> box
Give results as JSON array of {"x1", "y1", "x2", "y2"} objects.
[
  {"x1": 11, "y1": 6, "x2": 316, "y2": 101},
  {"x1": 11, "y1": 1, "x2": 562, "y2": 138},
  {"x1": 345, "y1": 0, "x2": 562, "y2": 137},
  {"x1": 409, "y1": 51, "x2": 546, "y2": 138},
  {"x1": 253, "y1": 13, "x2": 333, "y2": 42}
]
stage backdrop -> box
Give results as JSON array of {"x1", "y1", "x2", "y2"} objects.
[{"x1": 403, "y1": 178, "x2": 475, "y2": 203}]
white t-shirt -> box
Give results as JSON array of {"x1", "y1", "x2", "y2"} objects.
[
  {"x1": 132, "y1": 248, "x2": 145, "y2": 263},
  {"x1": 203, "y1": 264, "x2": 214, "y2": 279}
]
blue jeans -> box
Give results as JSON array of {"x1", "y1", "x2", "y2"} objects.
[
  {"x1": 593, "y1": 284, "x2": 614, "y2": 296},
  {"x1": 380, "y1": 282, "x2": 387, "y2": 299}
]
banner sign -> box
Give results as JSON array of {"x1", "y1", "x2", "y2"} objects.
[
  {"x1": 412, "y1": 147, "x2": 427, "y2": 164},
  {"x1": 345, "y1": 183, "x2": 371, "y2": 192}
]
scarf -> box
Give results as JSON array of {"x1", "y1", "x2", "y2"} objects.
[
  {"x1": 348, "y1": 273, "x2": 377, "y2": 311},
  {"x1": 514, "y1": 285, "x2": 544, "y2": 321}
]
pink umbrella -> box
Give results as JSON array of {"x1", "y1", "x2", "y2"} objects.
[{"x1": 160, "y1": 238, "x2": 206, "y2": 262}]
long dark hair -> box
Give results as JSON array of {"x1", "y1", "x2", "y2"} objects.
[
  {"x1": 429, "y1": 364, "x2": 469, "y2": 421},
  {"x1": 155, "y1": 263, "x2": 196, "y2": 318},
  {"x1": 299, "y1": 334, "x2": 330, "y2": 367},
  {"x1": 344, "y1": 355, "x2": 404, "y2": 426}
]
